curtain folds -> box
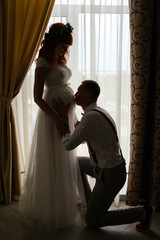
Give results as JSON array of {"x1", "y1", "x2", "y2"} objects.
[
  {"x1": 126, "y1": 0, "x2": 160, "y2": 209},
  {"x1": 0, "y1": 0, "x2": 55, "y2": 204}
]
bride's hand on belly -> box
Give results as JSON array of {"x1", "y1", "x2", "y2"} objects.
[{"x1": 52, "y1": 98, "x2": 71, "y2": 121}]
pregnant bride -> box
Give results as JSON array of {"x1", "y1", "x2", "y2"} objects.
[{"x1": 19, "y1": 22, "x2": 86, "y2": 231}]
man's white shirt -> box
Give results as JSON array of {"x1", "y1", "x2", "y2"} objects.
[{"x1": 62, "y1": 103, "x2": 123, "y2": 169}]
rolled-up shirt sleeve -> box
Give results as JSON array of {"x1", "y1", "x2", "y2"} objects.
[{"x1": 62, "y1": 114, "x2": 94, "y2": 151}]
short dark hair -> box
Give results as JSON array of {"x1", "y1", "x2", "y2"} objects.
[{"x1": 82, "y1": 80, "x2": 100, "y2": 101}]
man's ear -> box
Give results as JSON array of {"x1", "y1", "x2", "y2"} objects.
[{"x1": 86, "y1": 92, "x2": 93, "y2": 101}]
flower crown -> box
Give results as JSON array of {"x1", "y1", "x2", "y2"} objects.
[{"x1": 44, "y1": 22, "x2": 74, "y2": 41}]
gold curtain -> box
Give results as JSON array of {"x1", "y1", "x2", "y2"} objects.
[
  {"x1": 0, "y1": 0, "x2": 55, "y2": 204},
  {"x1": 126, "y1": 0, "x2": 160, "y2": 209}
]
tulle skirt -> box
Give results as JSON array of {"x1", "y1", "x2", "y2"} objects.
[{"x1": 19, "y1": 94, "x2": 86, "y2": 232}]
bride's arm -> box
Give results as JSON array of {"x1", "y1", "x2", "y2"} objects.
[{"x1": 34, "y1": 67, "x2": 65, "y2": 133}]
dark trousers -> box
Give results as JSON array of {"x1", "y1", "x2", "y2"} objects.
[{"x1": 78, "y1": 157, "x2": 144, "y2": 228}]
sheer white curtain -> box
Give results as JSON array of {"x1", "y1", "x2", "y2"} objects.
[{"x1": 13, "y1": 0, "x2": 130, "y2": 204}]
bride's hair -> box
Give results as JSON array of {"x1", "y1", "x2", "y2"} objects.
[{"x1": 38, "y1": 22, "x2": 73, "y2": 65}]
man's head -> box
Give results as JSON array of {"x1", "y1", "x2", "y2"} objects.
[{"x1": 75, "y1": 80, "x2": 100, "y2": 109}]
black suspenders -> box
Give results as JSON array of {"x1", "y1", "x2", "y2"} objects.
[{"x1": 87, "y1": 108, "x2": 124, "y2": 164}]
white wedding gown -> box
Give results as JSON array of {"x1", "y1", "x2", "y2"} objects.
[{"x1": 19, "y1": 57, "x2": 86, "y2": 231}]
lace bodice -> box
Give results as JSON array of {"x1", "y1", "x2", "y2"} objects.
[
  {"x1": 36, "y1": 57, "x2": 74, "y2": 105},
  {"x1": 36, "y1": 57, "x2": 72, "y2": 88}
]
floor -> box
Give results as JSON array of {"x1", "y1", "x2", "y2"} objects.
[{"x1": 0, "y1": 201, "x2": 160, "y2": 240}]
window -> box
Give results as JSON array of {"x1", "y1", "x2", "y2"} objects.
[{"x1": 13, "y1": 0, "x2": 130, "y2": 194}]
